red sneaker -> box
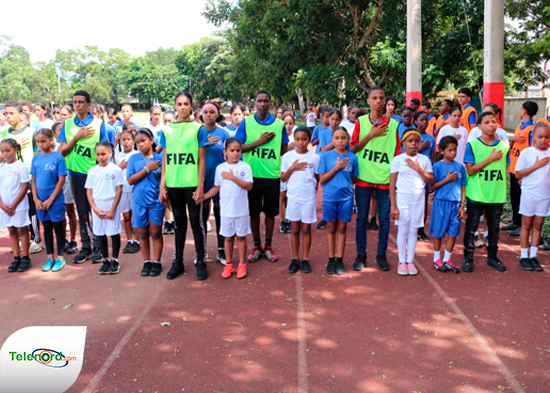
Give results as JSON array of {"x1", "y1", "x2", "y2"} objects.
[
  {"x1": 247, "y1": 245, "x2": 263, "y2": 262},
  {"x1": 222, "y1": 264, "x2": 234, "y2": 279},
  {"x1": 236, "y1": 264, "x2": 247, "y2": 279},
  {"x1": 263, "y1": 245, "x2": 279, "y2": 262}
]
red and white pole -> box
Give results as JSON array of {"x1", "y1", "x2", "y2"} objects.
[
  {"x1": 406, "y1": 0, "x2": 422, "y2": 106},
  {"x1": 483, "y1": 0, "x2": 504, "y2": 115}
]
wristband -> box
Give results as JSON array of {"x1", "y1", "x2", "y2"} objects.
[{"x1": 144, "y1": 167, "x2": 150, "y2": 174}]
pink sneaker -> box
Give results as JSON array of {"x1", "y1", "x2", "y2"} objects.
[
  {"x1": 444, "y1": 260, "x2": 460, "y2": 273},
  {"x1": 398, "y1": 262, "x2": 408, "y2": 276},
  {"x1": 407, "y1": 262, "x2": 418, "y2": 275},
  {"x1": 433, "y1": 259, "x2": 446, "y2": 271},
  {"x1": 247, "y1": 245, "x2": 263, "y2": 262},
  {"x1": 263, "y1": 246, "x2": 279, "y2": 262}
]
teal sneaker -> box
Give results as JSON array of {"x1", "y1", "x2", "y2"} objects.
[
  {"x1": 52, "y1": 258, "x2": 66, "y2": 272},
  {"x1": 42, "y1": 258, "x2": 55, "y2": 272}
]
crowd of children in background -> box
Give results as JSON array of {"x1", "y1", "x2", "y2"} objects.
[{"x1": 1, "y1": 85, "x2": 549, "y2": 280}]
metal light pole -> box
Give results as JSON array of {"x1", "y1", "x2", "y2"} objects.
[
  {"x1": 483, "y1": 0, "x2": 504, "y2": 115},
  {"x1": 406, "y1": 0, "x2": 422, "y2": 106}
]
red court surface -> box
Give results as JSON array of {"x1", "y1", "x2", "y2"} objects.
[{"x1": 1, "y1": 201, "x2": 549, "y2": 393}]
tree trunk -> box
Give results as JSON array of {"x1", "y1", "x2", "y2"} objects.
[
  {"x1": 295, "y1": 88, "x2": 305, "y2": 116},
  {"x1": 306, "y1": 90, "x2": 311, "y2": 110}
]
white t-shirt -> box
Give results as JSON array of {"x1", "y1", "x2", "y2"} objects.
[
  {"x1": 0, "y1": 160, "x2": 30, "y2": 212},
  {"x1": 468, "y1": 126, "x2": 509, "y2": 146},
  {"x1": 340, "y1": 119, "x2": 356, "y2": 135},
  {"x1": 146, "y1": 123, "x2": 163, "y2": 133},
  {"x1": 40, "y1": 119, "x2": 54, "y2": 129},
  {"x1": 281, "y1": 150, "x2": 320, "y2": 203},
  {"x1": 287, "y1": 129, "x2": 296, "y2": 151},
  {"x1": 214, "y1": 161, "x2": 253, "y2": 218},
  {"x1": 437, "y1": 125, "x2": 469, "y2": 164},
  {"x1": 85, "y1": 162, "x2": 125, "y2": 201},
  {"x1": 515, "y1": 147, "x2": 550, "y2": 201},
  {"x1": 390, "y1": 153, "x2": 433, "y2": 204},
  {"x1": 115, "y1": 149, "x2": 138, "y2": 192},
  {"x1": 305, "y1": 112, "x2": 317, "y2": 127}
]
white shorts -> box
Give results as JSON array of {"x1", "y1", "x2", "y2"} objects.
[
  {"x1": 395, "y1": 197, "x2": 425, "y2": 228},
  {"x1": 63, "y1": 180, "x2": 74, "y2": 204},
  {"x1": 119, "y1": 191, "x2": 132, "y2": 214},
  {"x1": 220, "y1": 216, "x2": 251, "y2": 238},
  {"x1": 91, "y1": 199, "x2": 123, "y2": 236},
  {"x1": 0, "y1": 210, "x2": 31, "y2": 228},
  {"x1": 280, "y1": 180, "x2": 288, "y2": 192},
  {"x1": 519, "y1": 195, "x2": 550, "y2": 217},
  {"x1": 286, "y1": 199, "x2": 317, "y2": 224}
]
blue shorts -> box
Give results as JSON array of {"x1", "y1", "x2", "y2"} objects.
[
  {"x1": 428, "y1": 199, "x2": 461, "y2": 238},
  {"x1": 322, "y1": 199, "x2": 353, "y2": 223},
  {"x1": 37, "y1": 197, "x2": 65, "y2": 223},
  {"x1": 132, "y1": 202, "x2": 166, "y2": 228}
]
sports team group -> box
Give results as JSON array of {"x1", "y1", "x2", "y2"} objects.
[{"x1": 1, "y1": 86, "x2": 549, "y2": 280}]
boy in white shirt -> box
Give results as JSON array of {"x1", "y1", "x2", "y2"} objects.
[{"x1": 305, "y1": 107, "x2": 317, "y2": 132}]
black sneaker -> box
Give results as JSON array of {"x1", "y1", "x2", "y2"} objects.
[
  {"x1": 316, "y1": 220, "x2": 327, "y2": 229},
  {"x1": 150, "y1": 263, "x2": 162, "y2": 276},
  {"x1": 375, "y1": 253, "x2": 390, "y2": 271},
  {"x1": 280, "y1": 221, "x2": 286, "y2": 233},
  {"x1": 122, "y1": 242, "x2": 133, "y2": 254},
  {"x1": 131, "y1": 242, "x2": 141, "y2": 253},
  {"x1": 487, "y1": 256, "x2": 506, "y2": 272},
  {"x1": 462, "y1": 258, "x2": 473, "y2": 273},
  {"x1": 73, "y1": 248, "x2": 91, "y2": 263},
  {"x1": 368, "y1": 217, "x2": 378, "y2": 230},
  {"x1": 519, "y1": 257, "x2": 533, "y2": 271},
  {"x1": 326, "y1": 258, "x2": 336, "y2": 274},
  {"x1": 99, "y1": 259, "x2": 111, "y2": 274},
  {"x1": 501, "y1": 223, "x2": 519, "y2": 231},
  {"x1": 335, "y1": 257, "x2": 345, "y2": 275},
  {"x1": 288, "y1": 259, "x2": 300, "y2": 273},
  {"x1": 417, "y1": 228, "x2": 429, "y2": 242},
  {"x1": 66, "y1": 240, "x2": 78, "y2": 254},
  {"x1": 510, "y1": 227, "x2": 521, "y2": 237},
  {"x1": 530, "y1": 257, "x2": 543, "y2": 272},
  {"x1": 196, "y1": 260, "x2": 208, "y2": 281},
  {"x1": 90, "y1": 247, "x2": 103, "y2": 263},
  {"x1": 64, "y1": 240, "x2": 70, "y2": 253},
  {"x1": 8, "y1": 257, "x2": 21, "y2": 272},
  {"x1": 17, "y1": 256, "x2": 32, "y2": 272},
  {"x1": 166, "y1": 260, "x2": 185, "y2": 279},
  {"x1": 108, "y1": 260, "x2": 120, "y2": 274},
  {"x1": 352, "y1": 205, "x2": 358, "y2": 213},
  {"x1": 141, "y1": 262, "x2": 152, "y2": 276},
  {"x1": 162, "y1": 221, "x2": 171, "y2": 235},
  {"x1": 301, "y1": 260, "x2": 312, "y2": 273},
  {"x1": 353, "y1": 254, "x2": 366, "y2": 271},
  {"x1": 284, "y1": 220, "x2": 292, "y2": 233}
]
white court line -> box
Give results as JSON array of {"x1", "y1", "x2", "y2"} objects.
[
  {"x1": 295, "y1": 273, "x2": 308, "y2": 393},
  {"x1": 82, "y1": 286, "x2": 163, "y2": 393},
  {"x1": 389, "y1": 233, "x2": 525, "y2": 393}
]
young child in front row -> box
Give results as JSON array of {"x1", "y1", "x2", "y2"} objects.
[
  {"x1": 462, "y1": 111, "x2": 510, "y2": 273},
  {"x1": 515, "y1": 122, "x2": 550, "y2": 272},
  {"x1": 317, "y1": 127, "x2": 358, "y2": 275},
  {"x1": 202, "y1": 138, "x2": 253, "y2": 279},
  {"x1": 31, "y1": 129, "x2": 68, "y2": 272},
  {"x1": 0, "y1": 139, "x2": 32, "y2": 272},
  {"x1": 85, "y1": 142, "x2": 124, "y2": 275},
  {"x1": 390, "y1": 130, "x2": 434, "y2": 276},
  {"x1": 127, "y1": 129, "x2": 165, "y2": 277},
  {"x1": 428, "y1": 136, "x2": 466, "y2": 273},
  {"x1": 281, "y1": 126, "x2": 320, "y2": 274}
]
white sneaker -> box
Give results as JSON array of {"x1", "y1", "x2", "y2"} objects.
[
  {"x1": 206, "y1": 221, "x2": 212, "y2": 233},
  {"x1": 29, "y1": 241, "x2": 42, "y2": 254}
]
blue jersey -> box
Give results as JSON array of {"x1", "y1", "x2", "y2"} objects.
[
  {"x1": 319, "y1": 128, "x2": 350, "y2": 152},
  {"x1": 312, "y1": 124, "x2": 330, "y2": 155},
  {"x1": 398, "y1": 123, "x2": 417, "y2": 139},
  {"x1": 225, "y1": 124, "x2": 237, "y2": 138},
  {"x1": 127, "y1": 152, "x2": 163, "y2": 207},
  {"x1": 432, "y1": 160, "x2": 467, "y2": 202},
  {"x1": 403, "y1": 132, "x2": 436, "y2": 163},
  {"x1": 204, "y1": 126, "x2": 229, "y2": 186},
  {"x1": 316, "y1": 150, "x2": 358, "y2": 202},
  {"x1": 30, "y1": 152, "x2": 68, "y2": 203}
]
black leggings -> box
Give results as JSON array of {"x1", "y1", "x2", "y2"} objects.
[
  {"x1": 167, "y1": 187, "x2": 205, "y2": 263},
  {"x1": 43, "y1": 220, "x2": 65, "y2": 256},
  {"x1": 98, "y1": 234, "x2": 121, "y2": 259},
  {"x1": 203, "y1": 205, "x2": 224, "y2": 250}
]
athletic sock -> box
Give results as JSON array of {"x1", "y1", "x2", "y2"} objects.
[
  {"x1": 253, "y1": 238, "x2": 261, "y2": 247},
  {"x1": 474, "y1": 231, "x2": 479, "y2": 236},
  {"x1": 484, "y1": 230, "x2": 488, "y2": 238},
  {"x1": 443, "y1": 250, "x2": 452, "y2": 262},
  {"x1": 433, "y1": 250, "x2": 441, "y2": 262},
  {"x1": 265, "y1": 238, "x2": 272, "y2": 247},
  {"x1": 153, "y1": 260, "x2": 161, "y2": 264},
  {"x1": 530, "y1": 246, "x2": 538, "y2": 258},
  {"x1": 520, "y1": 248, "x2": 529, "y2": 258}
]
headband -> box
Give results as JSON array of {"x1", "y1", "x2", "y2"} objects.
[
  {"x1": 402, "y1": 130, "x2": 422, "y2": 141},
  {"x1": 202, "y1": 103, "x2": 219, "y2": 117}
]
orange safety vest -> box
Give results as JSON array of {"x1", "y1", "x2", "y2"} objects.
[
  {"x1": 509, "y1": 122, "x2": 534, "y2": 173},
  {"x1": 426, "y1": 115, "x2": 437, "y2": 136},
  {"x1": 434, "y1": 114, "x2": 451, "y2": 138},
  {"x1": 461, "y1": 106, "x2": 477, "y2": 134},
  {"x1": 536, "y1": 116, "x2": 550, "y2": 127}
]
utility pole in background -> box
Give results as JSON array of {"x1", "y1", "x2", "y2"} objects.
[
  {"x1": 406, "y1": 0, "x2": 422, "y2": 106},
  {"x1": 483, "y1": 0, "x2": 504, "y2": 116}
]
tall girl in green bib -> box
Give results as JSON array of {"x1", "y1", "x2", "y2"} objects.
[{"x1": 159, "y1": 91, "x2": 210, "y2": 281}]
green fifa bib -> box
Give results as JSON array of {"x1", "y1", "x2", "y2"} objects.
[
  {"x1": 2, "y1": 126, "x2": 35, "y2": 174},
  {"x1": 242, "y1": 116, "x2": 284, "y2": 179},
  {"x1": 466, "y1": 139, "x2": 509, "y2": 203},
  {"x1": 163, "y1": 121, "x2": 202, "y2": 188},
  {"x1": 355, "y1": 116, "x2": 399, "y2": 185},
  {"x1": 64, "y1": 117, "x2": 103, "y2": 174}
]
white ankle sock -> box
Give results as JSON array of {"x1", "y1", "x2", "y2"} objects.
[
  {"x1": 520, "y1": 248, "x2": 528, "y2": 258},
  {"x1": 433, "y1": 250, "x2": 441, "y2": 262},
  {"x1": 530, "y1": 246, "x2": 538, "y2": 258},
  {"x1": 444, "y1": 250, "x2": 452, "y2": 262}
]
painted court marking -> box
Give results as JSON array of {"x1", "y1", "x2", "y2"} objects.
[
  {"x1": 388, "y1": 234, "x2": 525, "y2": 393},
  {"x1": 82, "y1": 286, "x2": 163, "y2": 393},
  {"x1": 295, "y1": 273, "x2": 309, "y2": 393}
]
